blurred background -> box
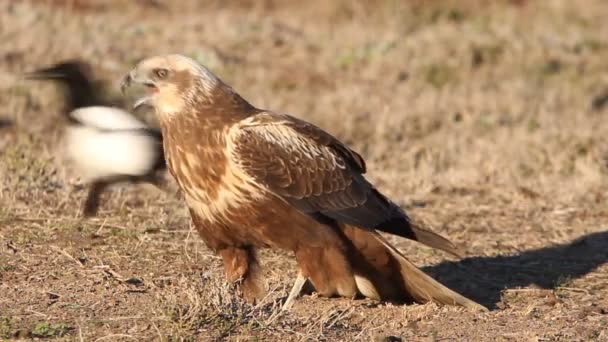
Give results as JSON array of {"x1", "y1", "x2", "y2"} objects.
[{"x1": 1, "y1": 0, "x2": 607, "y2": 340}]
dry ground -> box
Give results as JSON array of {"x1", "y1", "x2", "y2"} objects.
[{"x1": 1, "y1": 0, "x2": 608, "y2": 340}]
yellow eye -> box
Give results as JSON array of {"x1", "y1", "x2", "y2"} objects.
[{"x1": 155, "y1": 68, "x2": 168, "y2": 79}]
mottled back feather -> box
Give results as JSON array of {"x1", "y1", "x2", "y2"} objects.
[{"x1": 232, "y1": 111, "x2": 461, "y2": 256}]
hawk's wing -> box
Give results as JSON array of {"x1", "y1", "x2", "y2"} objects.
[
  {"x1": 231, "y1": 112, "x2": 461, "y2": 256},
  {"x1": 232, "y1": 112, "x2": 375, "y2": 218}
]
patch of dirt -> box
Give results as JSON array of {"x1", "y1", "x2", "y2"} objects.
[{"x1": 1, "y1": 0, "x2": 608, "y2": 340}]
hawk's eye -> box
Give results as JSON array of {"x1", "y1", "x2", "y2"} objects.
[{"x1": 154, "y1": 68, "x2": 169, "y2": 79}]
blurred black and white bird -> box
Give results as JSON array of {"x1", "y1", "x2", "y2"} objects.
[{"x1": 25, "y1": 60, "x2": 166, "y2": 217}]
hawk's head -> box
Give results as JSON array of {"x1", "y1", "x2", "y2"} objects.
[{"x1": 121, "y1": 54, "x2": 220, "y2": 117}]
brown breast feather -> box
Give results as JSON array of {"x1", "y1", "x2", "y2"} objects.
[{"x1": 162, "y1": 115, "x2": 265, "y2": 227}]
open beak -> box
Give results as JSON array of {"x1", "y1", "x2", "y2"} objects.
[{"x1": 121, "y1": 71, "x2": 156, "y2": 110}]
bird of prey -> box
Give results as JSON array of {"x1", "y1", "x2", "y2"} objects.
[
  {"x1": 121, "y1": 54, "x2": 485, "y2": 311},
  {"x1": 26, "y1": 60, "x2": 166, "y2": 217}
]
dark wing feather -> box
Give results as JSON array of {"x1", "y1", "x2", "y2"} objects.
[{"x1": 232, "y1": 112, "x2": 461, "y2": 256}]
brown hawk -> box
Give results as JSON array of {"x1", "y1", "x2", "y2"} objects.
[{"x1": 121, "y1": 54, "x2": 485, "y2": 311}]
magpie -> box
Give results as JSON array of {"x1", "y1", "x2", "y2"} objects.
[{"x1": 26, "y1": 60, "x2": 167, "y2": 217}]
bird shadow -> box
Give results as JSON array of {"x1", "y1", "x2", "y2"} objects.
[{"x1": 423, "y1": 230, "x2": 608, "y2": 309}]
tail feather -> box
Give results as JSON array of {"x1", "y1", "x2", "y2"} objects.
[
  {"x1": 340, "y1": 225, "x2": 486, "y2": 311},
  {"x1": 376, "y1": 217, "x2": 463, "y2": 258},
  {"x1": 407, "y1": 223, "x2": 463, "y2": 258},
  {"x1": 373, "y1": 233, "x2": 487, "y2": 311}
]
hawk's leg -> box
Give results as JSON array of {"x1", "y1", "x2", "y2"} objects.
[
  {"x1": 295, "y1": 245, "x2": 357, "y2": 298},
  {"x1": 282, "y1": 271, "x2": 307, "y2": 310},
  {"x1": 218, "y1": 246, "x2": 266, "y2": 303}
]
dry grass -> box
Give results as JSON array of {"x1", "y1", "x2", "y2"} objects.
[{"x1": 1, "y1": 0, "x2": 608, "y2": 340}]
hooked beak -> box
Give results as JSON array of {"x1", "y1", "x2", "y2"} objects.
[{"x1": 121, "y1": 70, "x2": 156, "y2": 110}]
